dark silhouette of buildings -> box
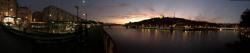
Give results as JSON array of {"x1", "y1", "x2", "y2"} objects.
[
  {"x1": 32, "y1": 11, "x2": 45, "y2": 22},
  {"x1": 125, "y1": 17, "x2": 221, "y2": 28},
  {"x1": 240, "y1": 8, "x2": 250, "y2": 28},
  {"x1": 43, "y1": 5, "x2": 77, "y2": 22}
]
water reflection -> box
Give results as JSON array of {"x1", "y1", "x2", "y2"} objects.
[
  {"x1": 105, "y1": 26, "x2": 239, "y2": 53},
  {"x1": 138, "y1": 29, "x2": 220, "y2": 42},
  {"x1": 226, "y1": 31, "x2": 250, "y2": 53}
]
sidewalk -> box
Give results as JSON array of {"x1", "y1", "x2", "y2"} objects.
[{"x1": 0, "y1": 25, "x2": 117, "y2": 53}]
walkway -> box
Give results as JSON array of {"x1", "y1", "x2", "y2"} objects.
[{"x1": 0, "y1": 25, "x2": 116, "y2": 53}]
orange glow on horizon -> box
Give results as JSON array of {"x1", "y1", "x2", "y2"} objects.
[{"x1": 101, "y1": 11, "x2": 208, "y2": 24}]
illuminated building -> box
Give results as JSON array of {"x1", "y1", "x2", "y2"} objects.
[
  {"x1": 43, "y1": 5, "x2": 77, "y2": 22},
  {"x1": 3, "y1": 16, "x2": 15, "y2": 26},
  {"x1": 30, "y1": 5, "x2": 78, "y2": 33},
  {"x1": 17, "y1": 7, "x2": 32, "y2": 23},
  {"x1": 0, "y1": 0, "x2": 17, "y2": 22}
]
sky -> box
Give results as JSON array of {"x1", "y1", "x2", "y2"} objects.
[{"x1": 18, "y1": 0, "x2": 250, "y2": 24}]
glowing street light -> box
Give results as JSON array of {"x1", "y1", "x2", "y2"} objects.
[
  {"x1": 82, "y1": 13, "x2": 86, "y2": 16},
  {"x1": 82, "y1": 0, "x2": 86, "y2": 4},
  {"x1": 10, "y1": 8, "x2": 13, "y2": 11}
]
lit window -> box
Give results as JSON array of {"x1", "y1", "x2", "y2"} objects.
[{"x1": 10, "y1": 8, "x2": 13, "y2": 11}]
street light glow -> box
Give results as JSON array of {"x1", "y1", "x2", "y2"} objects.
[
  {"x1": 10, "y1": 8, "x2": 13, "y2": 11},
  {"x1": 82, "y1": 0, "x2": 86, "y2": 3},
  {"x1": 82, "y1": 13, "x2": 86, "y2": 16}
]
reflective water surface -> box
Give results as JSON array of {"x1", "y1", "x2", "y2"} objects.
[{"x1": 105, "y1": 26, "x2": 249, "y2": 53}]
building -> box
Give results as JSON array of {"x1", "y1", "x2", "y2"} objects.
[
  {"x1": 16, "y1": 7, "x2": 32, "y2": 29},
  {"x1": 42, "y1": 5, "x2": 78, "y2": 33},
  {"x1": 17, "y1": 7, "x2": 32, "y2": 23},
  {"x1": 32, "y1": 11, "x2": 44, "y2": 22},
  {"x1": 0, "y1": 0, "x2": 17, "y2": 22},
  {"x1": 29, "y1": 5, "x2": 78, "y2": 33},
  {"x1": 43, "y1": 5, "x2": 77, "y2": 22}
]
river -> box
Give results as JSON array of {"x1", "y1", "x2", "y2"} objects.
[{"x1": 104, "y1": 26, "x2": 249, "y2": 53}]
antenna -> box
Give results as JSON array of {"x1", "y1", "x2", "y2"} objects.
[{"x1": 173, "y1": 8, "x2": 175, "y2": 18}]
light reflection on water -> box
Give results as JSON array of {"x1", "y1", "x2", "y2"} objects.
[{"x1": 105, "y1": 26, "x2": 242, "y2": 53}]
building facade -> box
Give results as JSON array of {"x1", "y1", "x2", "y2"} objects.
[
  {"x1": 43, "y1": 5, "x2": 77, "y2": 22},
  {"x1": 31, "y1": 5, "x2": 78, "y2": 33},
  {"x1": 17, "y1": 7, "x2": 32, "y2": 23},
  {"x1": 0, "y1": 0, "x2": 17, "y2": 22},
  {"x1": 32, "y1": 11, "x2": 44, "y2": 22},
  {"x1": 16, "y1": 7, "x2": 32, "y2": 29}
]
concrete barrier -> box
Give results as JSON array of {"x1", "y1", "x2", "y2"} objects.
[{"x1": 1, "y1": 25, "x2": 82, "y2": 43}]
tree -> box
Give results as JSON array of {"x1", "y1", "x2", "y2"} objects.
[{"x1": 240, "y1": 8, "x2": 250, "y2": 28}]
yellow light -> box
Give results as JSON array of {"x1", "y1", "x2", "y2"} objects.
[
  {"x1": 5, "y1": 12, "x2": 9, "y2": 16},
  {"x1": 10, "y1": 8, "x2": 13, "y2": 11},
  {"x1": 17, "y1": 18, "x2": 21, "y2": 20},
  {"x1": 128, "y1": 17, "x2": 150, "y2": 22},
  {"x1": 160, "y1": 15, "x2": 164, "y2": 18},
  {"x1": 172, "y1": 24, "x2": 176, "y2": 27},
  {"x1": 3, "y1": 17, "x2": 15, "y2": 24},
  {"x1": 82, "y1": 14, "x2": 86, "y2": 16},
  {"x1": 219, "y1": 28, "x2": 223, "y2": 31}
]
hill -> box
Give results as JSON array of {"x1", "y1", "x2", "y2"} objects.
[{"x1": 125, "y1": 17, "x2": 221, "y2": 28}]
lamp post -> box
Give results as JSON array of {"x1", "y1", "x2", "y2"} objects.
[
  {"x1": 82, "y1": 0, "x2": 87, "y2": 21},
  {"x1": 75, "y1": 6, "x2": 79, "y2": 22},
  {"x1": 82, "y1": 0, "x2": 88, "y2": 36}
]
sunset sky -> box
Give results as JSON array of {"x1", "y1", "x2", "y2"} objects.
[{"x1": 18, "y1": 0, "x2": 250, "y2": 24}]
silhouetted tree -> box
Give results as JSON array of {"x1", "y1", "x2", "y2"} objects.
[{"x1": 240, "y1": 8, "x2": 250, "y2": 28}]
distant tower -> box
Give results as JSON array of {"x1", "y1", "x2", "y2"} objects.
[
  {"x1": 160, "y1": 15, "x2": 165, "y2": 18},
  {"x1": 173, "y1": 8, "x2": 176, "y2": 18}
]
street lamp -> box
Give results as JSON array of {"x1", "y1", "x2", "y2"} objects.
[
  {"x1": 75, "y1": 6, "x2": 79, "y2": 22},
  {"x1": 10, "y1": 8, "x2": 13, "y2": 11},
  {"x1": 82, "y1": 0, "x2": 88, "y2": 36},
  {"x1": 82, "y1": 0, "x2": 87, "y2": 21},
  {"x1": 49, "y1": 14, "x2": 52, "y2": 17},
  {"x1": 82, "y1": 0, "x2": 86, "y2": 4},
  {"x1": 82, "y1": 13, "x2": 86, "y2": 16}
]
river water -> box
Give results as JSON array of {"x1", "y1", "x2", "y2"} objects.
[{"x1": 105, "y1": 26, "x2": 249, "y2": 53}]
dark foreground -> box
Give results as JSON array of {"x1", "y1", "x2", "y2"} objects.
[{"x1": 0, "y1": 25, "x2": 117, "y2": 53}]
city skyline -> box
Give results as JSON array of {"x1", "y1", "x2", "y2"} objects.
[
  {"x1": 18, "y1": 0, "x2": 250, "y2": 24},
  {"x1": 1, "y1": 0, "x2": 250, "y2": 53}
]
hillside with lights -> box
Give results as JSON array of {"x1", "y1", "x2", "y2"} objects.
[{"x1": 125, "y1": 16, "x2": 238, "y2": 29}]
